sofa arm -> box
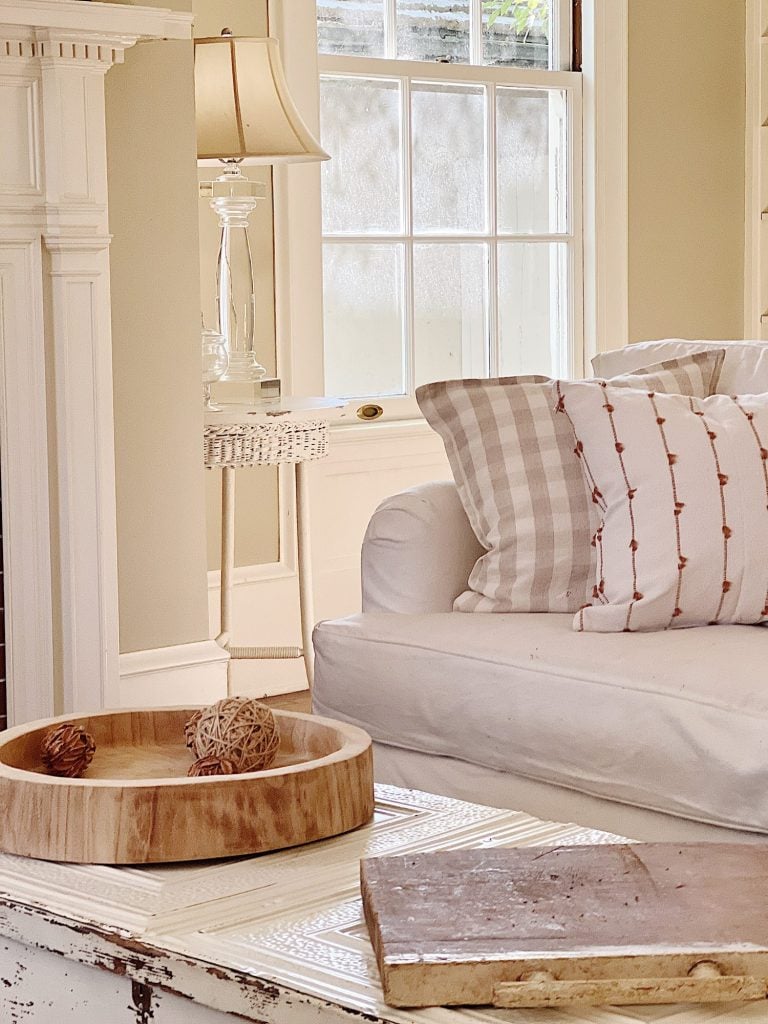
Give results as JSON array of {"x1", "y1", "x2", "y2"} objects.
[{"x1": 362, "y1": 481, "x2": 484, "y2": 613}]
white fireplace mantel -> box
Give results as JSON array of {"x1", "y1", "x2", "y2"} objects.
[
  {"x1": 0, "y1": 0, "x2": 191, "y2": 36},
  {"x1": 0, "y1": 1, "x2": 193, "y2": 724}
]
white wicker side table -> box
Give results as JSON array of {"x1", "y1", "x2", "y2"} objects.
[{"x1": 204, "y1": 398, "x2": 347, "y2": 692}]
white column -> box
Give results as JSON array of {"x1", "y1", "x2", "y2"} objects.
[
  {"x1": 0, "y1": 4, "x2": 192, "y2": 722},
  {"x1": 38, "y1": 47, "x2": 121, "y2": 712}
]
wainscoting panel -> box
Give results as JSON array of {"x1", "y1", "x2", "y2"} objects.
[
  {"x1": 209, "y1": 422, "x2": 451, "y2": 696},
  {"x1": 0, "y1": 73, "x2": 40, "y2": 197},
  {"x1": 309, "y1": 423, "x2": 452, "y2": 623}
]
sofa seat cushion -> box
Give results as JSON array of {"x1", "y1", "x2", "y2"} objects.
[{"x1": 313, "y1": 612, "x2": 768, "y2": 832}]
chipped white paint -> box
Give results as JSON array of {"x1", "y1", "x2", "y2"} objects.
[
  {"x1": 0, "y1": 786, "x2": 763, "y2": 1022},
  {"x1": 0, "y1": 934, "x2": 237, "y2": 1023}
]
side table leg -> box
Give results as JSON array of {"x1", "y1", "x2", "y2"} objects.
[
  {"x1": 217, "y1": 466, "x2": 236, "y2": 694},
  {"x1": 295, "y1": 461, "x2": 315, "y2": 694}
]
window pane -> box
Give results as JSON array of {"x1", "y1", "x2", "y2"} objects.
[
  {"x1": 414, "y1": 243, "x2": 488, "y2": 386},
  {"x1": 496, "y1": 87, "x2": 566, "y2": 234},
  {"x1": 317, "y1": 0, "x2": 386, "y2": 57},
  {"x1": 412, "y1": 82, "x2": 486, "y2": 234},
  {"x1": 320, "y1": 77, "x2": 403, "y2": 234},
  {"x1": 323, "y1": 244, "x2": 406, "y2": 397},
  {"x1": 397, "y1": 1, "x2": 470, "y2": 62},
  {"x1": 483, "y1": 0, "x2": 550, "y2": 68},
  {"x1": 498, "y1": 242, "x2": 567, "y2": 377}
]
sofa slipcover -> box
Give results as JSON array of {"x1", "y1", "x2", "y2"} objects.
[
  {"x1": 314, "y1": 610, "x2": 768, "y2": 833},
  {"x1": 315, "y1": 339, "x2": 768, "y2": 838}
]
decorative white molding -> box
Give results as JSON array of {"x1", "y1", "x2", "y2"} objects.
[
  {"x1": 118, "y1": 640, "x2": 228, "y2": 708},
  {"x1": 0, "y1": 73, "x2": 40, "y2": 197},
  {"x1": 0, "y1": 1, "x2": 192, "y2": 39},
  {"x1": 0, "y1": 3, "x2": 192, "y2": 724},
  {"x1": 581, "y1": 0, "x2": 629, "y2": 359},
  {"x1": 1, "y1": 36, "x2": 126, "y2": 63}
]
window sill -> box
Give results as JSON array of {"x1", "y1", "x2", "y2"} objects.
[{"x1": 330, "y1": 415, "x2": 435, "y2": 445}]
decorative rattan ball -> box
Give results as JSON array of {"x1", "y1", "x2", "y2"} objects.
[
  {"x1": 184, "y1": 710, "x2": 202, "y2": 750},
  {"x1": 41, "y1": 722, "x2": 96, "y2": 778},
  {"x1": 192, "y1": 697, "x2": 279, "y2": 773},
  {"x1": 187, "y1": 755, "x2": 236, "y2": 778}
]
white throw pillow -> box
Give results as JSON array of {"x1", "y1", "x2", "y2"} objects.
[
  {"x1": 555, "y1": 380, "x2": 768, "y2": 632},
  {"x1": 592, "y1": 339, "x2": 768, "y2": 396},
  {"x1": 416, "y1": 350, "x2": 725, "y2": 613}
]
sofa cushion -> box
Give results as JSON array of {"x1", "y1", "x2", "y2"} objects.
[
  {"x1": 313, "y1": 612, "x2": 768, "y2": 832},
  {"x1": 593, "y1": 340, "x2": 768, "y2": 396},
  {"x1": 556, "y1": 382, "x2": 768, "y2": 633},
  {"x1": 416, "y1": 352, "x2": 725, "y2": 614}
]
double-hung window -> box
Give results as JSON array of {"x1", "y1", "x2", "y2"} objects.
[{"x1": 316, "y1": 0, "x2": 582, "y2": 418}]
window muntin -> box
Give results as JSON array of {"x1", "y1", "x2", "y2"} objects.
[
  {"x1": 317, "y1": 2, "x2": 580, "y2": 412},
  {"x1": 317, "y1": 0, "x2": 552, "y2": 69}
]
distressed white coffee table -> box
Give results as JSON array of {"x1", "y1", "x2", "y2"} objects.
[{"x1": 0, "y1": 785, "x2": 763, "y2": 1023}]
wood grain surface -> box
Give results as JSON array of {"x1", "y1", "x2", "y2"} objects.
[
  {"x1": 0, "y1": 708, "x2": 374, "y2": 864},
  {"x1": 361, "y1": 845, "x2": 768, "y2": 1008}
]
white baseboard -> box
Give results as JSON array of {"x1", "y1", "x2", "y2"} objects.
[{"x1": 118, "y1": 640, "x2": 229, "y2": 708}]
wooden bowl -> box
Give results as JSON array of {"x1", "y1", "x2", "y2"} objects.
[{"x1": 0, "y1": 708, "x2": 374, "y2": 864}]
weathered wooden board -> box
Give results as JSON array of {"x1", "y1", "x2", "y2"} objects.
[
  {"x1": 0, "y1": 708, "x2": 373, "y2": 864},
  {"x1": 361, "y1": 844, "x2": 768, "y2": 1008}
]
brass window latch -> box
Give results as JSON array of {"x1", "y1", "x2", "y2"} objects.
[{"x1": 357, "y1": 403, "x2": 384, "y2": 421}]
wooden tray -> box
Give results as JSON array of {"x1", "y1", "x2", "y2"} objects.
[
  {"x1": 0, "y1": 707, "x2": 374, "y2": 864},
  {"x1": 362, "y1": 845, "x2": 768, "y2": 1009}
]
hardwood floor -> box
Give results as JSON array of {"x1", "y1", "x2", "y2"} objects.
[{"x1": 260, "y1": 690, "x2": 312, "y2": 714}]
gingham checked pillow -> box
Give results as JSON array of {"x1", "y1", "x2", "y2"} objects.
[{"x1": 416, "y1": 350, "x2": 725, "y2": 613}]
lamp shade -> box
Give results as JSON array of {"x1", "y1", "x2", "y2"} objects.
[{"x1": 194, "y1": 35, "x2": 330, "y2": 163}]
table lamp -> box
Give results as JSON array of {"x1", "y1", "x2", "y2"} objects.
[{"x1": 194, "y1": 32, "x2": 329, "y2": 382}]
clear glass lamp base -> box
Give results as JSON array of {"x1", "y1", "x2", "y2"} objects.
[
  {"x1": 203, "y1": 383, "x2": 223, "y2": 411},
  {"x1": 220, "y1": 351, "x2": 268, "y2": 383}
]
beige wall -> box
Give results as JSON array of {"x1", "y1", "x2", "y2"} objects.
[
  {"x1": 628, "y1": 0, "x2": 746, "y2": 343},
  {"x1": 106, "y1": 0, "x2": 211, "y2": 654},
  {"x1": 104, "y1": 1, "x2": 748, "y2": 655},
  {"x1": 194, "y1": 0, "x2": 281, "y2": 573},
  {"x1": 106, "y1": 0, "x2": 278, "y2": 659}
]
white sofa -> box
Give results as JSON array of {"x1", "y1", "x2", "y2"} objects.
[{"x1": 313, "y1": 340, "x2": 768, "y2": 842}]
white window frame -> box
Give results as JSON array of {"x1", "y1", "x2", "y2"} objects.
[
  {"x1": 316, "y1": 2, "x2": 581, "y2": 419},
  {"x1": 319, "y1": 61, "x2": 582, "y2": 419},
  {"x1": 270, "y1": 0, "x2": 629, "y2": 413}
]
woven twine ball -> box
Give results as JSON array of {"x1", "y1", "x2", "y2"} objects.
[
  {"x1": 187, "y1": 754, "x2": 236, "y2": 778},
  {"x1": 191, "y1": 697, "x2": 279, "y2": 773},
  {"x1": 40, "y1": 722, "x2": 96, "y2": 778},
  {"x1": 184, "y1": 709, "x2": 202, "y2": 750}
]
